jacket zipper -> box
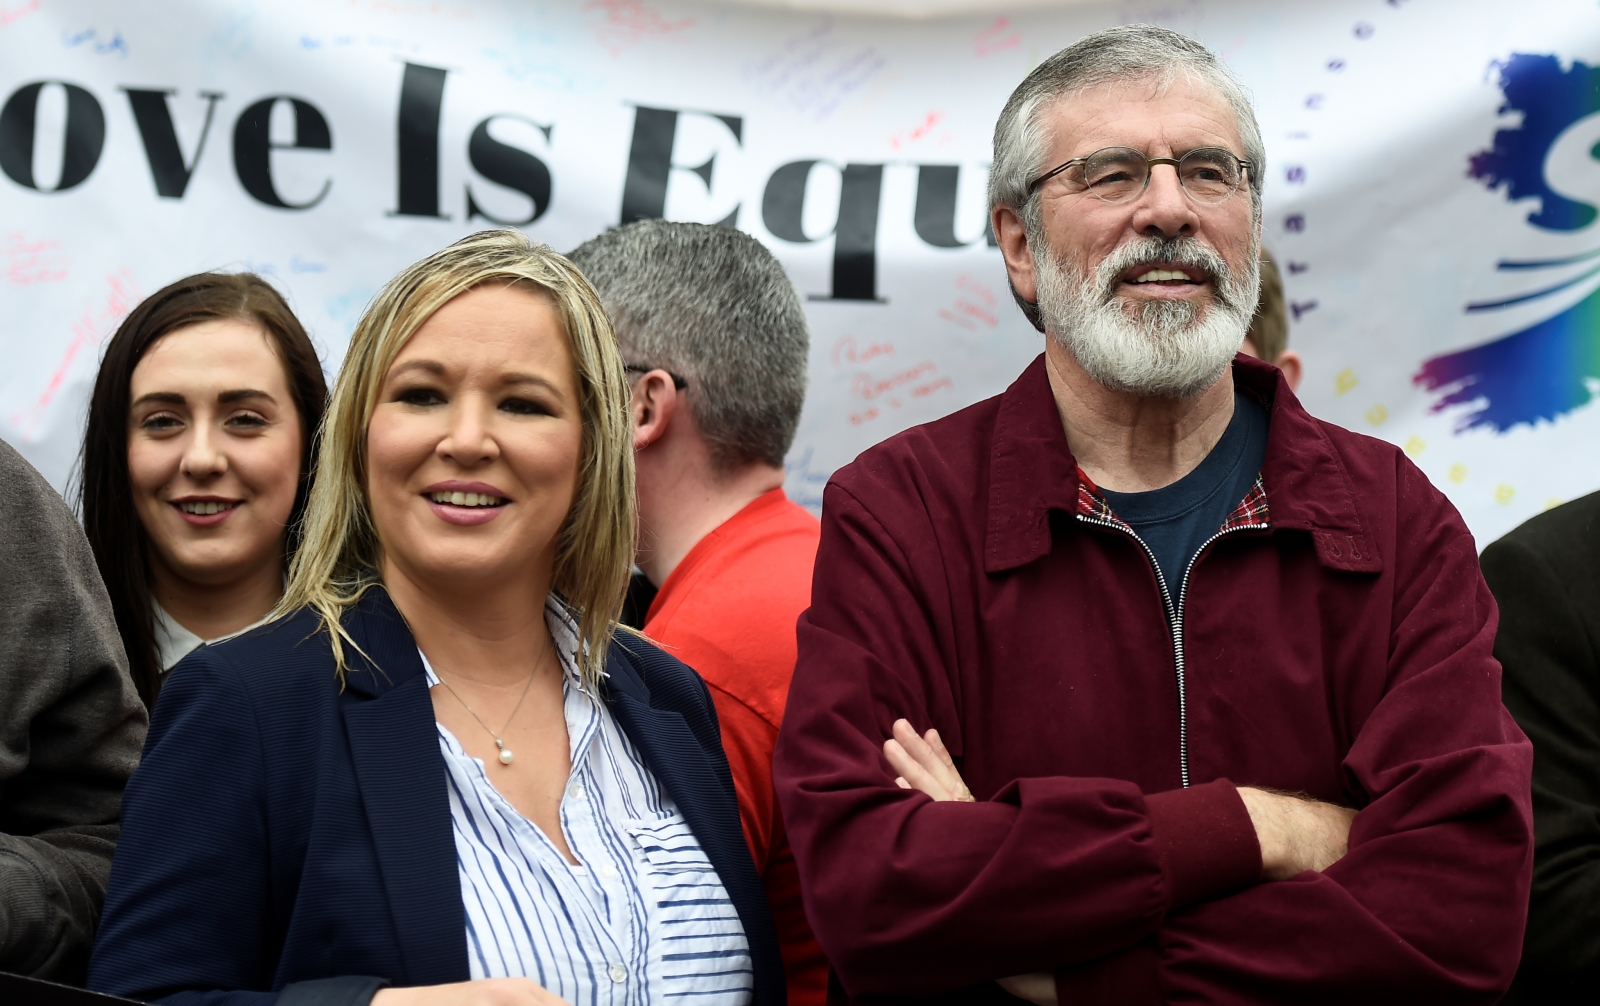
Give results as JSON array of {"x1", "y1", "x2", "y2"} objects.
[{"x1": 1076, "y1": 515, "x2": 1269, "y2": 788}]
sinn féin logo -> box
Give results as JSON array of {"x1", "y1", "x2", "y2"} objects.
[{"x1": 1413, "y1": 53, "x2": 1600, "y2": 432}]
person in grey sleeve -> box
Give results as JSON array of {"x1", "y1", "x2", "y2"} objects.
[{"x1": 0, "y1": 436, "x2": 147, "y2": 983}]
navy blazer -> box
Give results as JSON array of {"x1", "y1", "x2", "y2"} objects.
[{"x1": 87, "y1": 589, "x2": 784, "y2": 1006}]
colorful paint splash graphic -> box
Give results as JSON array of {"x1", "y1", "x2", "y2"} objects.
[{"x1": 1413, "y1": 54, "x2": 1600, "y2": 432}]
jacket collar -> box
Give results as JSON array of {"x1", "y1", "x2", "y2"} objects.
[
  {"x1": 1248, "y1": 354, "x2": 1382, "y2": 572},
  {"x1": 339, "y1": 585, "x2": 427, "y2": 698},
  {"x1": 985, "y1": 352, "x2": 1381, "y2": 575},
  {"x1": 336, "y1": 585, "x2": 469, "y2": 986},
  {"x1": 984, "y1": 355, "x2": 1085, "y2": 573}
]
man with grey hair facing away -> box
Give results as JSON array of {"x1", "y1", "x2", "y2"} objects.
[
  {"x1": 569, "y1": 220, "x2": 828, "y2": 1006},
  {"x1": 772, "y1": 24, "x2": 1532, "y2": 1005}
]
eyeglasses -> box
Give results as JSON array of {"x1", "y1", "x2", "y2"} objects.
[
  {"x1": 623, "y1": 364, "x2": 688, "y2": 390},
  {"x1": 1027, "y1": 146, "x2": 1252, "y2": 205}
]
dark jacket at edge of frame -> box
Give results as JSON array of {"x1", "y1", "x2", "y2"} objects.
[{"x1": 1485, "y1": 488, "x2": 1600, "y2": 1006}]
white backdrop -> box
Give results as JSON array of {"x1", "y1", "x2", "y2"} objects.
[{"x1": 3, "y1": 0, "x2": 1598, "y2": 545}]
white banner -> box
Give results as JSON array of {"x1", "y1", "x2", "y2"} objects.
[{"x1": 2, "y1": 0, "x2": 1597, "y2": 545}]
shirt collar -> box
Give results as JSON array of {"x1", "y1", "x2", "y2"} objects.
[
  {"x1": 984, "y1": 353, "x2": 1380, "y2": 575},
  {"x1": 154, "y1": 600, "x2": 279, "y2": 674},
  {"x1": 152, "y1": 602, "x2": 205, "y2": 673}
]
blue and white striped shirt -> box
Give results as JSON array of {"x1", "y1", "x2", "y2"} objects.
[{"x1": 422, "y1": 600, "x2": 754, "y2": 1006}]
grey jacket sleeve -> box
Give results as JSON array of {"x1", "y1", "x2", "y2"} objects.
[{"x1": 0, "y1": 438, "x2": 147, "y2": 983}]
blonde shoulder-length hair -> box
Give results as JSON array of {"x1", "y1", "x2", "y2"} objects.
[{"x1": 278, "y1": 229, "x2": 635, "y2": 688}]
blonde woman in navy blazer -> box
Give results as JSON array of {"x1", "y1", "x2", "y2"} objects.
[{"x1": 87, "y1": 231, "x2": 784, "y2": 1006}]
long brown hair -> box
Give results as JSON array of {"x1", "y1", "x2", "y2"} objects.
[{"x1": 78, "y1": 272, "x2": 327, "y2": 707}]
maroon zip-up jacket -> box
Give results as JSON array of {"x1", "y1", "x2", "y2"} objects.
[{"x1": 773, "y1": 353, "x2": 1533, "y2": 1004}]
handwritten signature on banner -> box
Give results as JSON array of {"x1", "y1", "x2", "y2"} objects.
[
  {"x1": 584, "y1": 0, "x2": 695, "y2": 57},
  {"x1": 973, "y1": 17, "x2": 1020, "y2": 57},
  {"x1": 0, "y1": 1, "x2": 38, "y2": 30},
  {"x1": 833, "y1": 334, "x2": 954, "y2": 427},
  {"x1": 832, "y1": 334, "x2": 894, "y2": 369},
  {"x1": 239, "y1": 255, "x2": 328, "y2": 277},
  {"x1": 11, "y1": 270, "x2": 142, "y2": 439},
  {"x1": 62, "y1": 28, "x2": 128, "y2": 57},
  {"x1": 742, "y1": 21, "x2": 888, "y2": 122},
  {"x1": 4, "y1": 233, "x2": 69, "y2": 286},
  {"x1": 937, "y1": 274, "x2": 1000, "y2": 331},
  {"x1": 889, "y1": 111, "x2": 953, "y2": 152}
]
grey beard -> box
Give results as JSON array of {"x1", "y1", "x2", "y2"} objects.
[{"x1": 1036, "y1": 234, "x2": 1260, "y2": 399}]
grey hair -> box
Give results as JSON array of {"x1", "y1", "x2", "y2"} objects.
[
  {"x1": 988, "y1": 25, "x2": 1267, "y2": 331},
  {"x1": 568, "y1": 220, "x2": 809, "y2": 473}
]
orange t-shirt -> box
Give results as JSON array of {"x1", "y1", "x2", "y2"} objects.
[{"x1": 643, "y1": 487, "x2": 827, "y2": 1006}]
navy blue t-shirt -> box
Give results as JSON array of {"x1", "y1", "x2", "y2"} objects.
[{"x1": 1099, "y1": 391, "x2": 1269, "y2": 600}]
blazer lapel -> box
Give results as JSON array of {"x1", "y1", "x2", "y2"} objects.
[{"x1": 340, "y1": 590, "x2": 469, "y2": 986}]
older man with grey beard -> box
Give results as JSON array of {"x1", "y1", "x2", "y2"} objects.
[{"x1": 773, "y1": 24, "x2": 1532, "y2": 1006}]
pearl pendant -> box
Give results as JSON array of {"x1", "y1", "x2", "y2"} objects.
[{"x1": 495, "y1": 738, "x2": 514, "y2": 766}]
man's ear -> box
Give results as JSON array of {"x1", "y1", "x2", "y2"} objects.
[
  {"x1": 1274, "y1": 349, "x2": 1304, "y2": 394},
  {"x1": 630, "y1": 369, "x2": 679, "y2": 451},
  {"x1": 994, "y1": 205, "x2": 1046, "y2": 332},
  {"x1": 992, "y1": 204, "x2": 1037, "y2": 304}
]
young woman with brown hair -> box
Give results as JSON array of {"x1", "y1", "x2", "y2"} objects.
[{"x1": 78, "y1": 272, "x2": 327, "y2": 707}]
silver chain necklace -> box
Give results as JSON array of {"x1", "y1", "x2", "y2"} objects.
[{"x1": 433, "y1": 631, "x2": 551, "y2": 766}]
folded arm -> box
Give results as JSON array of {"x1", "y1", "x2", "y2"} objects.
[
  {"x1": 886, "y1": 720, "x2": 1355, "y2": 1005},
  {"x1": 1150, "y1": 465, "x2": 1533, "y2": 1004}
]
